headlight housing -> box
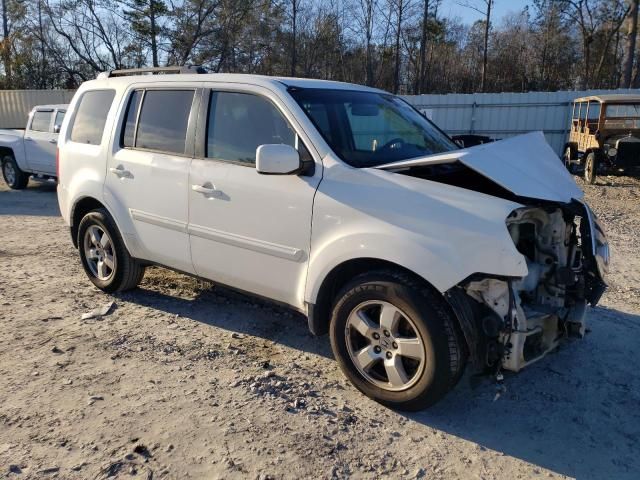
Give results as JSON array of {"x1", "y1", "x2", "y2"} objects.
[{"x1": 607, "y1": 147, "x2": 617, "y2": 157}]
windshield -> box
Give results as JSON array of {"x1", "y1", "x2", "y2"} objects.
[
  {"x1": 289, "y1": 88, "x2": 458, "y2": 167},
  {"x1": 606, "y1": 104, "x2": 640, "y2": 118}
]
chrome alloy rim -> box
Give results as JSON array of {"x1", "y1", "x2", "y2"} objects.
[
  {"x1": 3, "y1": 160, "x2": 16, "y2": 185},
  {"x1": 345, "y1": 300, "x2": 426, "y2": 391},
  {"x1": 83, "y1": 225, "x2": 116, "y2": 281}
]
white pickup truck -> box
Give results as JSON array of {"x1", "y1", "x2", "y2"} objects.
[{"x1": 0, "y1": 104, "x2": 67, "y2": 189}]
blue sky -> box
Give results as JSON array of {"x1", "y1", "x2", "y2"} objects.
[{"x1": 440, "y1": 0, "x2": 532, "y2": 24}]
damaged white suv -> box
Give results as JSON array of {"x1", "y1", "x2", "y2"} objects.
[{"x1": 57, "y1": 67, "x2": 609, "y2": 410}]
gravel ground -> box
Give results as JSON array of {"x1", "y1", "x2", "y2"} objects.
[{"x1": 0, "y1": 174, "x2": 639, "y2": 480}]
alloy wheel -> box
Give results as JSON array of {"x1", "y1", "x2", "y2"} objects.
[
  {"x1": 3, "y1": 161, "x2": 16, "y2": 185},
  {"x1": 345, "y1": 300, "x2": 426, "y2": 392},
  {"x1": 83, "y1": 225, "x2": 116, "y2": 281}
]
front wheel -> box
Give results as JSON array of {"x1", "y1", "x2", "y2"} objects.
[
  {"x1": 563, "y1": 147, "x2": 577, "y2": 174},
  {"x1": 2, "y1": 155, "x2": 29, "y2": 189},
  {"x1": 584, "y1": 152, "x2": 597, "y2": 184},
  {"x1": 329, "y1": 271, "x2": 466, "y2": 410},
  {"x1": 77, "y1": 208, "x2": 145, "y2": 293}
]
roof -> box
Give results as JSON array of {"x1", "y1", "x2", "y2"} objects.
[
  {"x1": 32, "y1": 104, "x2": 68, "y2": 111},
  {"x1": 91, "y1": 72, "x2": 385, "y2": 94},
  {"x1": 573, "y1": 94, "x2": 640, "y2": 103}
]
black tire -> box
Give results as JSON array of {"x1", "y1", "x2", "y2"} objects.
[
  {"x1": 584, "y1": 152, "x2": 597, "y2": 184},
  {"x1": 77, "y1": 208, "x2": 145, "y2": 293},
  {"x1": 1, "y1": 154, "x2": 29, "y2": 189},
  {"x1": 329, "y1": 270, "x2": 466, "y2": 411}
]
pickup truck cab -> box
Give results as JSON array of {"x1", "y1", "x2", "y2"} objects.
[
  {"x1": 57, "y1": 67, "x2": 609, "y2": 409},
  {"x1": 0, "y1": 104, "x2": 67, "y2": 189}
]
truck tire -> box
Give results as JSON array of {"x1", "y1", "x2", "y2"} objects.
[
  {"x1": 329, "y1": 270, "x2": 466, "y2": 411},
  {"x1": 562, "y1": 146, "x2": 577, "y2": 174},
  {"x1": 584, "y1": 152, "x2": 597, "y2": 184},
  {"x1": 2, "y1": 154, "x2": 29, "y2": 189},
  {"x1": 77, "y1": 208, "x2": 146, "y2": 293}
]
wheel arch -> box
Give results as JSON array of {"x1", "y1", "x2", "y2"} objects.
[
  {"x1": 70, "y1": 196, "x2": 137, "y2": 253},
  {"x1": 0, "y1": 146, "x2": 15, "y2": 159},
  {"x1": 0, "y1": 143, "x2": 28, "y2": 171},
  {"x1": 306, "y1": 257, "x2": 458, "y2": 338},
  {"x1": 70, "y1": 196, "x2": 108, "y2": 247}
]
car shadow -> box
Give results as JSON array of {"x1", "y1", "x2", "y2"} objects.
[
  {"x1": 403, "y1": 305, "x2": 640, "y2": 479},
  {"x1": 0, "y1": 180, "x2": 60, "y2": 216},
  {"x1": 116, "y1": 280, "x2": 334, "y2": 359},
  {"x1": 120, "y1": 277, "x2": 640, "y2": 479}
]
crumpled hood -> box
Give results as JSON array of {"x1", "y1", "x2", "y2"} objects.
[{"x1": 375, "y1": 131, "x2": 584, "y2": 203}]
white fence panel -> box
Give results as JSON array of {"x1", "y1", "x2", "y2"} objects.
[
  {"x1": 403, "y1": 88, "x2": 640, "y2": 155},
  {"x1": 0, "y1": 90, "x2": 76, "y2": 129}
]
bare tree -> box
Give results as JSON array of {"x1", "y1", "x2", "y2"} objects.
[
  {"x1": 390, "y1": 0, "x2": 403, "y2": 92},
  {"x1": 287, "y1": 0, "x2": 303, "y2": 76},
  {"x1": 124, "y1": 0, "x2": 168, "y2": 67},
  {"x1": 621, "y1": 0, "x2": 638, "y2": 88},
  {"x1": 557, "y1": 0, "x2": 630, "y2": 89},
  {"x1": 458, "y1": 0, "x2": 492, "y2": 92},
  {"x1": 167, "y1": 0, "x2": 220, "y2": 65},
  {"x1": 417, "y1": 0, "x2": 429, "y2": 93},
  {"x1": 353, "y1": 0, "x2": 377, "y2": 86}
]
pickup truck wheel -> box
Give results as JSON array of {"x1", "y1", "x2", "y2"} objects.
[
  {"x1": 329, "y1": 271, "x2": 465, "y2": 410},
  {"x1": 584, "y1": 152, "x2": 597, "y2": 184},
  {"x1": 2, "y1": 155, "x2": 29, "y2": 189},
  {"x1": 78, "y1": 208, "x2": 145, "y2": 293}
]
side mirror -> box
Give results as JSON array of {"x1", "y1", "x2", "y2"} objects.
[
  {"x1": 256, "y1": 144, "x2": 301, "y2": 175},
  {"x1": 53, "y1": 125, "x2": 61, "y2": 134}
]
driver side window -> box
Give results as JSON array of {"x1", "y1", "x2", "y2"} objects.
[{"x1": 206, "y1": 91, "x2": 296, "y2": 165}]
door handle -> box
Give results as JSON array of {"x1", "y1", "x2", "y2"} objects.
[
  {"x1": 192, "y1": 184, "x2": 222, "y2": 197},
  {"x1": 109, "y1": 166, "x2": 131, "y2": 178},
  {"x1": 24, "y1": 137, "x2": 33, "y2": 141},
  {"x1": 48, "y1": 139, "x2": 57, "y2": 144}
]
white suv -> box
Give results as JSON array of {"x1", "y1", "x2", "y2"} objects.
[{"x1": 57, "y1": 67, "x2": 609, "y2": 409}]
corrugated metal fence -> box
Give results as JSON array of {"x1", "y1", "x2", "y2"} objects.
[
  {"x1": 3, "y1": 88, "x2": 640, "y2": 155},
  {"x1": 403, "y1": 88, "x2": 640, "y2": 155},
  {"x1": 0, "y1": 90, "x2": 76, "y2": 129}
]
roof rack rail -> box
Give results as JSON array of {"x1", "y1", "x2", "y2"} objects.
[{"x1": 97, "y1": 65, "x2": 207, "y2": 79}]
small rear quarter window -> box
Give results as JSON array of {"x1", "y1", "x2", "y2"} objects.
[{"x1": 70, "y1": 90, "x2": 116, "y2": 145}]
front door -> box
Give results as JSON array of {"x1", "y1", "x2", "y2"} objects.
[
  {"x1": 188, "y1": 87, "x2": 321, "y2": 308},
  {"x1": 105, "y1": 86, "x2": 199, "y2": 274},
  {"x1": 25, "y1": 109, "x2": 57, "y2": 173}
]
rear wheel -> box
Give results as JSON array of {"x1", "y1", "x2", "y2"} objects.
[
  {"x1": 329, "y1": 270, "x2": 466, "y2": 410},
  {"x1": 1, "y1": 155, "x2": 29, "y2": 189},
  {"x1": 584, "y1": 152, "x2": 597, "y2": 184},
  {"x1": 78, "y1": 208, "x2": 145, "y2": 293}
]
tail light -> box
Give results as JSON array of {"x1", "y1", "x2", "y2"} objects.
[{"x1": 56, "y1": 148, "x2": 60, "y2": 180}]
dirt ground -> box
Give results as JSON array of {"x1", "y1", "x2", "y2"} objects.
[{"x1": 1, "y1": 174, "x2": 639, "y2": 480}]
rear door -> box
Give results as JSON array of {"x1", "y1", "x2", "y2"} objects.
[
  {"x1": 187, "y1": 86, "x2": 321, "y2": 308},
  {"x1": 104, "y1": 85, "x2": 200, "y2": 274},
  {"x1": 24, "y1": 108, "x2": 56, "y2": 174}
]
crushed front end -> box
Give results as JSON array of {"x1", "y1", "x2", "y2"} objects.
[{"x1": 447, "y1": 201, "x2": 609, "y2": 373}]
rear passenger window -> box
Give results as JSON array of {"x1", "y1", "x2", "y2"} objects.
[
  {"x1": 31, "y1": 111, "x2": 52, "y2": 132},
  {"x1": 70, "y1": 90, "x2": 116, "y2": 145},
  {"x1": 134, "y1": 90, "x2": 194, "y2": 154},
  {"x1": 121, "y1": 90, "x2": 143, "y2": 148},
  {"x1": 206, "y1": 92, "x2": 296, "y2": 165}
]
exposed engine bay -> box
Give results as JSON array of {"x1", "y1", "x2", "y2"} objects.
[
  {"x1": 395, "y1": 163, "x2": 609, "y2": 373},
  {"x1": 463, "y1": 204, "x2": 607, "y2": 372},
  {"x1": 377, "y1": 133, "x2": 610, "y2": 375}
]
